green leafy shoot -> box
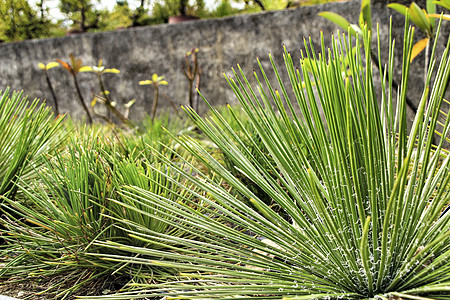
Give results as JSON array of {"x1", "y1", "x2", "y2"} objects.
[
  {"x1": 388, "y1": 2, "x2": 439, "y2": 62},
  {"x1": 359, "y1": 0, "x2": 371, "y2": 30},
  {"x1": 139, "y1": 73, "x2": 170, "y2": 122}
]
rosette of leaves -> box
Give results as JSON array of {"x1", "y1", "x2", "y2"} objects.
[
  {"x1": 82, "y1": 19, "x2": 450, "y2": 300},
  {"x1": 0, "y1": 124, "x2": 202, "y2": 297},
  {"x1": 0, "y1": 135, "x2": 121, "y2": 297}
]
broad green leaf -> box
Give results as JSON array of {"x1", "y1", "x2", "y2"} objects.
[
  {"x1": 411, "y1": 38, "x2": 429, "y2": 62},
  {"x1": 410, "y1": 2, "x2": 432, "y2": 35},
  {"x1": 387, "y1": 3, "x2": 408, "y2": 16},
  {"x1": 427, "y1": 0, "x2": 436, "y2": 14},
  {"x1": 318, "y1": 11, "x2": 358, "y2": 37},
  {"x1": 359, "y1": 0, "x2": 372, "y2": 30},
  {"x1": 104, "y1": 68, "x2": 120, "y2": 74},
  {"x1": 427, "y1": 0, "x2": 437, "y2": 30},
  {"x1": 423, "y1": 8, "x2": 434, "y2": 29},
  {"x1": 433, "y1": 0, "x2": 450, "y2": 10}
]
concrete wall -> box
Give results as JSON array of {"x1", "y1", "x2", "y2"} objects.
[{"x1": 0, "y1": 1, "x2": 448, "y2": 121}]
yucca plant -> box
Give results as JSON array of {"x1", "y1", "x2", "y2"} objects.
[
  {"x1": 0, "y1": 88, "x2": 66, "y2": 202},
  {"x1": 86, "y1": 17, "x2": 450, "y2": 300},
  {"x1": 130, "y1": 110, "x2": 200, "y2": 159},
  {"x1": 213, "y1": 105, "x2": 291, "y2": 209},
  {"x1": 0, "y1": 134, "x2": 122, "y2": 297},
  {"x1": 0, "y1": 122, "x2": 202, "y2": 297}
]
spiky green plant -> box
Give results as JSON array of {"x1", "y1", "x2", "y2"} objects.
[
  {"x1": 85, "y1": 19, "x2": 450, "y2": 300},
  {"x1": 0, "y1": 120, "x2": 202, "y2": 297},
  {"x1": 213, "y1": 105, "x2": 289, "y2": 208},
  {"x1": 0, "y1": 134, "x2": 122, "y2": 297},
  {"x1": 102, "y1": 112, "x2": 196, "y2": 166},
  {"x1": 0, "y1": 88, "x2": 66, "y2": 202}
]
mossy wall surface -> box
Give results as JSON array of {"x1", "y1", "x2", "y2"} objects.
[{"x1": 0, "y1": 1, "x2": 448, "y2": 120}]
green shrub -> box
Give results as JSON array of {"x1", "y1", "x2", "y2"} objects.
[
  {"x1": 87, "y1": 20, "x2": 450, "y2": 299},
  {"x1": 0, "y1": 88, "x2": 66, "y2": 202},
  {"x1": 0, "y1": 116, "x2": 199, "y2": 297},
  {"x1": 212, "y1": 105, "x2": 292, "y2": 210}
]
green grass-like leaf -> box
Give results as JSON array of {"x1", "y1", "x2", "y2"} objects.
[{"x1": 0, "y1": 88, "x2": 66, "y2": 201}]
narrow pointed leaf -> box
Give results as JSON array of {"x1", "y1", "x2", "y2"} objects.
[
  {"x1": 79, "y1": 66, "x2": 93, "y2": 72},
  {"x1": 139, "y1": 80, "x2": 153, "y2": 85}
]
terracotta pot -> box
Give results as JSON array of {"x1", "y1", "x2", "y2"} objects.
[{"x1": 168, "y1": 15, "x2": 199, "y2": 24}]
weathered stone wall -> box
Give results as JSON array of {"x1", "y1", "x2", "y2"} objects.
[{"x1": 0, "y1": 0, "x2": 448, "y2": 121}]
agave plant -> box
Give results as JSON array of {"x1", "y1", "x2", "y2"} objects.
[{"x1": 86, "y1": 17, "x2": 450, "y2": 300}]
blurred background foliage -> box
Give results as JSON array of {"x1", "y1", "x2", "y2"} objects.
[{"x1": 0, "y1": 0, "x2": 342, "y2": 42}]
